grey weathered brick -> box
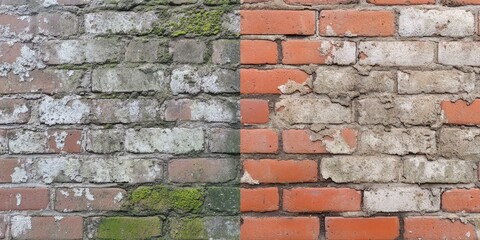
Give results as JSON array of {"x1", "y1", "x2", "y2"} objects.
[
  {"x1": 8, "y1": 131, "x2": 47, "y2": 154},
  {"x1": 92, "y1": 68, "x2": 167, "y2": 93},
  {"x1": 361, "y1": 127, "x2": 437, "y2": 155},
  {"x1": 399, "y1": 9, "x2": 474, "y2": 37},
  {"x1": 359, "y1": 41, "x2": 435, "y2": 66},
  {"x1": 403, "y1": 156, "x2": 476, "y2": 183},
  {"x1": 364, "y1": 186, "x2": 440, "y2": 212},
  {"x1": 85, "y1": 39, "x2": 124, "y2": 63},
  {"x1": 0, "y1": 98, "x2": 29, "y2": 124},
  {"x1": 398, "y1": 70, "x2": 475, "y2": 94},
  {"x1": 168, "y1": 158, "x2": 237, "y2": 183},
  {"x1": 275, "y1": 97, "x2": 351, "y2": 124},
  {"x1": 39, "y1": 96, "x2": 90, "y2": 125},
  {"x1": 41, "y1": 40, "x2": 83, "y2": 65},
  {"x1": 86, "y1": 129, "x2": 124, "y2": 154},
  {"x1": 207, "y1": 128, "x2": 239, "y2": 153},
  {"x1": 125, "y1": 40, "x2": 170, "y2": 63},
  {"x1": 171, "y1": 39, "x2": 206, "y2": 63},
  {"x1": 439, "y1": 127, "x2": 480, "y2": 159},
  {"x1": 125, "y1": 128, "x2": 204, "y2": 154},
  {"x1": 171, "y1": 66, "x2": 239, "y2": 94},
  {"x1": 212, "y1": 40, "x2": 240, "y2": 65},
  {"x1": 91, "y1": 99, "x2": 160, "y2": 123},
  {"x1": 84, "y1": 12, "x2": 158, "y2": 35},
  {"x1": 164, "y1": 98, "x2": 238, "y2": 123},
  {"x1": 439, "y1": 42, "x2": 480, "y2": 66},
  {"x1": 0, "y1": 130, "x2": 7, "y2": 154},
  {"x1": 314, "y1": 67, "x2": 395, "y2": 94},
  {"x1": 37, "y1": 12, "x2": 79, "y2": 37},
  {"x1": 170, "y1": 217, "x2": 239, "y2": 240},
  {"x1": 321, "y1": 156, "x2": 401, "y2": 183}
]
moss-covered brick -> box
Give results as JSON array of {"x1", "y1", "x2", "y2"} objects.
[
  {"x1": 97, "y1": 217, "x2": 162, "y2": 240},
  {"x1": 128, "y1": 185, "x2": 204, "y2": 213},
  {"x1": 166, "y1": 9, "x2": 226, "y2": 37},
  {"x1": 205, "y1": 187, "x2": 239, "y2": 214},
  {"x1": 170, "y1": 218, "x2": 207, "y2": 240},
  {"x1": 169, "y1": 217, "x2": 240, "y2": 239}
]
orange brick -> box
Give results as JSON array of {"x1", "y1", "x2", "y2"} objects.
[
  {"x1": 240, "y1": 99, "x2": 269, "y2": 124},
  {"x1": 240, "y1": 40, "x2": 277, "y2": 64},
  {"x1": 326, "y1": 217, "x2": 400, "y2": 240},
  {"x1": 243, "y1": 159, "x2": 317, "y2": 183},
  {"x1": 240, "y1": 129, "x2": 278, "y2": 153},
  {"x1": 282, "y1": 40, "x2": 356, "y2": 65},
  {"x1": 442, "y1": 100, "x2": 480, "y2": 125},
  {"x1": 240, "y1": 69, "x2": 310, "y2": 94},
  {"x1": 241, "y1": 10, "x2": 316, "y2": 35},
  {"x1": 404, "y1": 217, "x2": 477, "y2": 239},
  {"x1": 319, "y1": 10, "x2": 395, "y2": 37},
  {"x1": 367, "y1": 0, "x2": 434, "y2": 4},
  {"x1": 442, "y1": 189, "x2": 480, "y2": 212},
  {"x1": 285, "y1": 0, "x2": 357, "y2": 5},
  {"x1": 240, "y1": 187, "x2": 279, "y2": 212},
  {"x1": 282, "y1": 129, "x2": 357, "y2": 154},
  {"x1": 283, "y1": 188, "x2": 361, "y2": 212},
  {"x1": 241, "y1": 217, "x2": 320, "y2": 240}
]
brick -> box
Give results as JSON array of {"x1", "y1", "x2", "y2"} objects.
[
  {"x1": 357, "y1": 96, "x2": 440, "y2": 126},
  {"x1": 240, "y1": 10, "x2": 315, "y2": 35},
  {"x1": 212, "y1": 40, "x2": 239, "y2": 65},
  {"x1": 0, "y1": 42, "x2": 23, "y2": 63},
  {"x1": 361, "y1": 127, "x2": 436, "y2": 155},
  {"x1": 404, "y1": 217, "x2": 477, "y2": 240},
  {"x1": 85, "y1": 11, "x2": 157, "y2": 35},
  {"x1": 55, "y1": 188, "x2": 126, "y2": 212},
  {"x1": 0, "y1": 15, "x2": 34, "y2": 40},
  {"x1": 39, "y1": 96, "x2": 89, "y2": 125},
  {"x1": 243, "y1": 159, "x2": 317, "y2": 184},
  {"x1": 85, "y1": 39, "x2": 124, "y2": 63},
  {"x1": 8, "y1": 130, "x2": 83, "y2": 154},
  {"x1": 368, "y1": 0, "x2": 433, "y2": 4},
  {"x1": 276, "y1": 98, "x2": 351, "y2": 124},
  {"x1": 46, "y1": 130, "x2": 83, "y2": 153},
  {"x1": 320, "y1": 10, "x2": 394, "y2": 37},
  {"x1": 41, "y1": 40, "x2": 83, "y2": 64},
  {"x1": 240, "y1": 69, "x2": 310, "y2": 94},
  {"x1": 403, "y1": 156, "x2": 476, "y2": 183},
  {"x1": 241, "y1": 99, "x2": 269, "y2": 124},
  {"x1": 240, "y1": 40, "x2": 277, "y2": 64},
  {"x1": 86, "y1": 129, "x2": 124, "y2": 153},
  {"x1": 91, "y1": 99, "x2": 160, "y2": 123},
  {"x1": 0, "y1": 159, "x2": 27, "y2": 183},
  {"x1": 164, "y1": 98, "x2": 238, "y2": 123},
  {"x1": 0, "y1": 70, "x2": 87, "y2": 94},
  {"x1": 11, "y1": 216, "x2": 83, "y2": 240},
  {"x1": 171, "y1": 66, "x2": 239, "y2": 94},
  {"x1": 442, "y1": 189, "x2": 480, "y2": 212},
  {"x1": 241, "y1": 217, "x2": 320, "y2": 240},
  {"x1": 399, "y1": 9, "x2": 474, "y2": 37},
  {"x1": 170, "y1": 217, "x2": 240, "y2": 239},
  {"x1": 398, "y1": 70, "x2": 475, "y2": 94},
  {"x1": 0, "y1": 98, "x2": 29, "y2": 124},
  {"x1": 282, "y1": 40, "x2": 356, "y2": 65},
  {"x1": 240, "y1": 129, "x2": 278, "y2": 153},
  {"x1": 444, "y1": 0, "x2": 480, "y2": 5},
  {"x1": 92, "y1": 68, "x2": 166, "y2": 93},
  {"x1": 0, "y1": 188, "x2": 48, "y2": 211},
  {"x1": 321, "y1": 156, "x2": 401, "y2": 183},
  {"x1": 326, "y1": 217, "x2": 400, "y2": 240},
  {"x1": 205, "y1": 187, "x2": 239, "y2": 214},
  {"x1": 439, "y1": 127, "x2": 480, "y2": 159},
  {"x1": 125, "y1": 40, "x2": 170, "y2": 63},
  {"x1": 97, "y1": 217, "x2": 162, "y2": 240},
  {"x1": 284, "y1": 188, "x2": 361, "y2": 212},
  {"x1": 364, "y1": 187, "x2": 440, "y2": 212},
  {"x1": 0, "y1": 130, "x2": 6, "y2": 154},
  {"x1": 207, "y1": 128, "x2": 239, "y2": 153},
  {"x1": 241, "y1": 188, "x2": 279, "y2": 212},
  {"x1": 282, "y1": 129, "x2": 357, "y2": 154},
  {"x1": 359, "y1": 41, "x2": 435, "y2": 66},
  {"x1": 285, "y1": 0, "x2": 357, "y2": 5},
  {"x1": 37, "y1": 12, "x2": 79, "y2": 37},
  {"x1": 171, "y1": 39, "x2": 206, "y2": 63},
  {"x1": 168, "y1": 158, "x2": 236, "y2": 183},
  {"x1": 442, "y1": 100, "x2": 480, "y2": 125},
  {"x1": 439, "y1": 42, "x2": 480, "y2": 66},
  {"x1": 125, "y1": 128, "x2": 204, "y2": 154}
]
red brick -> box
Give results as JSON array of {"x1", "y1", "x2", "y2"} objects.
[
  {"x1": 164, "y1": 99, "x2": 191, "y2": 121},
  {"x1": 0, "y1": 188, "x2": 49, "y2": 211},
  {"x1": 282, "y1": 40, "x2": 356, "y2": 65},
  {"x1": 284, "y1": 188, "x2": 361, "y2": 212},
  {"x1": 282, "y1": 129, "x2": 357, "y2": 154},
  {"x1": 319, "y1": 10, "x2": 395, "y2": 37},
  {"x1": 243, "y1": 159, "x2": 317, "y2": 183},
  {"x1": 326, "y1": 217, "x2": 400, "y2": 240},
  {"x1": 442, "y1": 188, "x2": 480, "y2": 212},
  {"x1": 0, "y1": 159, "x2": 25, "y2": 183},
  {"x1": 240, "y1": 99, "x2": 269, "y2": 124},
  {"x1": 240, "y1": 129, "x2": 278, "y2": 153},
  {"x1": 241, "y1": 217, "x2": 320, "y2": 240},
  {"x1": 285, "y1": 0, "x2": 357, "y2": 5},
  {"x1": 0, "y1": 15, "x2": 33, "y2": 38},
  {"x1": 404, "y1": 217, "x2": 477, "y2": 239},
  {"x1": 0, "y1": 70, "x2": 84, "y2": 94},
  {"x1": 240, "y1": 40, "x2": 277, "y2": 64},
  {"x1": 241, "y1": 187, "x2": 279, "y2": 212},
  {"x1": 442, "y1": 100, "x2": 480, "y2": 125},
  {"x1": 12, "y1": 216, "x2": 83, "y2": 240},
  {"x1": 0, "y1": 99, "x2": 30, "y2": 124},
  {"x1": 55, "y1": 188, "x2": 126, "y2": 212},
  {"x1": 240, "y1": 69, "x2": 310, "y2": 94},
  {"x1": 47, "y1": 130, "x2": 83, "y2": 153},
  {"x1": 0, "y1": 43, "x2": 23, "y2": 63},
  {"x1": 241, "y1": 10, "x2": 316, "y2": 35},
  {"x1": 368, "y1": 0, "x2": 434, "y2": 4}
]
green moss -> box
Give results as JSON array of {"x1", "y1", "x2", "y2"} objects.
[
  {"x1": 170, "y1": 218, "x2": 207, "y2": 240},
  {"x1": 169, "y1": 9, "x2": 225, "y2": 37},
  {"x1": 170, "y1": 188, "x2": 203, "y2": 213},
  {"x1": 97, "y1": 217, "x2": 162, "y2": 240}
]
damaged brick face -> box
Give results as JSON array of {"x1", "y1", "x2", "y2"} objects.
[
  {"x1": 240, "y1": 0, "x2": 480, "y2": 239},
  {"x1": 0, "y1": 0, "x2": 239, "y2": 239}
]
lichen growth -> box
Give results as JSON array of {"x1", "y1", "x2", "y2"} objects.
[
  {"x1": 97, "y1": 217, "x2": 162, "y2": 240},
  {"x1": 169, "y1": 9, "x2": 225, "y2": 37},
  {"x1": 170, "y1": 218, "x2": 207, "y2": 240}
]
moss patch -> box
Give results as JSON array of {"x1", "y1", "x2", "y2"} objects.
[
  {"x1": 170, "y1": 218, "x2": 207, "y2": 240},
  {"x1": 168, "y1": 9, "x2": 226, "y2": 37},
  {"x1": 97, "y1": 217, "x2": 162, "y2": 240}
]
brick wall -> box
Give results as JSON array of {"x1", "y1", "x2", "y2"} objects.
[
  {"x1": 240, "y1": 0, "x2": 480, "y2": 239},
  {"x1": 0, "y1": 0, "x2": 239, "y2": 239}
]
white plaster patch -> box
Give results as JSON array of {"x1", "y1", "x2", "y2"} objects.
[
  {"x1": 240, "y1": 171, "x2": 259, "y2": 185},
  {"x1": 16, "y1": 193, "x2": 21, "y2": 206},
  {"x1": 11, "y1": 216, "x2": 32, "y2": 238},
  {"x1": 11, "y1": 166, "x2": 28, "y2": 183},
  {"x1": 114, "y1": 192, "x2": 124, "y2": 203},
  {"x1": 42, "y1": 0, "x2": 59, "y2": 7},
  {"x1": 39, "y1": 95, "x2": 89, "y2": 125}
]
